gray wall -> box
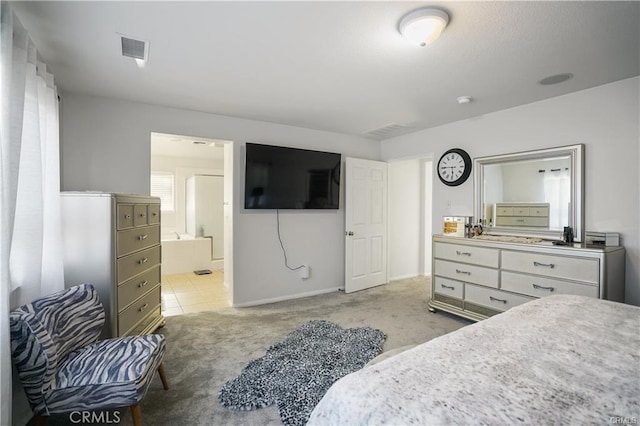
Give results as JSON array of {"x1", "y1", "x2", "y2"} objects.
[{"x1": 60, "y1": 94, "x2": 380, "y2": 306}]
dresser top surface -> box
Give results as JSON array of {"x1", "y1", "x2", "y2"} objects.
[{"x1": 434, "y1": 234, "x2": 624, "y2": 255}]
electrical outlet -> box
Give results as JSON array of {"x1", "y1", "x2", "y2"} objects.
[{"x1": 300, "y1": 265, "x2": 310, "y2": 279}]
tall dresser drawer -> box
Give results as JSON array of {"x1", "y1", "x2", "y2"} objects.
[
  {"x1": 118, "y1": 266, "x2": 161, "y2": 309},
  {"x1": 502, "y1": 251, "x2": 599, "y2": 284},
  {"x1": 134, "y1": 204, "x2": 149, "y2": 227},
  {"x1": 435, "y1": 259, "x2": 499, "y2": 288},
  {"x1": 148, "y1": 204, "x2": 160, "y2": 225},
  {"x1": 465, "y1": 284, "x2": 534, "y2": 312},
  {"x1": 501, "y1": 271, "x2": 599, "y2": 299},
  {"x1": 117, "y1": 225, "x2": 160, "y2": 257},
  {"x1": 117, "y1": 204, "x2": 134, "y2": 230},
  {"x1": 117, "y1": 246, "x2": 161, "y2": 284},
  {"x1": 118, "y1": 286, "x2": 161, "y2": 336},
  {"x1": 434, "y1": 277, "x2": 464, "y2": 299},
  {"x1": 435, "y1": 243, "x2": 499, "y2": 268}
]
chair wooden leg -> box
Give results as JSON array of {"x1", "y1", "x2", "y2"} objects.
[
  {"x1": 158, "y1": 363, "x2": 169, "y2": 390},
  {"x1": 131, "y1": 403, "x2": 142, "y2": 426},
  {"x1": 33, "y1": 415, "x2": 47, "y2": 426}
]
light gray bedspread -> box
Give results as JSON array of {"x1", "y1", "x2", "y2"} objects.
[{"x1": 308, "y1": 295, "x2": 640, "y2": 425}]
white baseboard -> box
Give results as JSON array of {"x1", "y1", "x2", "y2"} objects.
[
  {"x1": 232, "y1": 287, "x2": 342, "y2": 308},
  {"x1": 388, "y1": 273, "x2": 421, "y2": 281}
]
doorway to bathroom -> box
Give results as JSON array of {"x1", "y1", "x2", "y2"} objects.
[{"x1": 150, "y1": 132, "x2": 231, "y2": 315}]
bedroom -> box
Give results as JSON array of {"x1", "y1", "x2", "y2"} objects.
[{"x1": 2, "y1": 1, "x2": 639, "y2": 425}]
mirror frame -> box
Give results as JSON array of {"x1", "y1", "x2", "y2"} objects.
[{"x1": 474, "y1": 144, "x2": 584, "y2": 241}]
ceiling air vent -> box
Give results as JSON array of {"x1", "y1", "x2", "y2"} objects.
[
  {"x1": 121, "y1": 36, "x2": 148, "y2": 61},
  {"x1": 365, "y1": 123, "x2": 414, "y2": 140}
]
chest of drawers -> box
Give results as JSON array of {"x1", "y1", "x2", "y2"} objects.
[
  {"x1": 494, "y1": 202, "x2": 550, "y2": 227},
  {"x1": 61, "y1": 192, "x2": 164, "y2": 337},
  {"x1": 430, "y1": 234, "x2": 625, "y2": 321}
]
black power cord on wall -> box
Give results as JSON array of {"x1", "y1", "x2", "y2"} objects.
[{"x1": 276, "y1": 209, "x2": 305, "y2": 271}]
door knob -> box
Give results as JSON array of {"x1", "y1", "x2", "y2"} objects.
[{"x1": 346, "y1": 231, "x2": 354, "y2": 236}]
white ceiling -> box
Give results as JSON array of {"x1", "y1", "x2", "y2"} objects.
[{"x1": 11, "y1": 1, "x2": 640, "y2": 140}]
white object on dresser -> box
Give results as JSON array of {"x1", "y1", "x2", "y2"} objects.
[
  {"x1": 430, "y1": 234, "x2": 625, "y2": 321},
  {"x1": 61, "y1": 192, "x2": 164, "y2": 337}
]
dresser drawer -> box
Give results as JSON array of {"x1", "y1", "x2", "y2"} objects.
[
  {"x1": 495, "y1": 216, "x2": 548, "y2": 227},
  {"x1": 434, "y1": 243, "x2": 499, "y2": 268},
  {"x1": 502, "y1": 251, "x2": 599, "y2": 284},
  {"x1": 117, "y1": 246, "x2": 161, "y2": 284},
  {"x1": 134, "y1": 204, "x2": 149, "y2": 227},
  {"x1": 148, "y1": 204, "x2": 160, "y2": 225},
  {"x1": 118, "y1": 286, "x2": 161, "y2": 336},
  {"x1": 434, "y1": 277, "x2": 464, "y2": 299},
  {"x1": 530, "y1": 206, "x2": 549, "y2": 217},
  {"x1": 126, "y1": 306, "x2": 162, "y2": 336},
  {"x1": 117, "y1": 204, "x2": 134, "y2": 230},
  {"x1": 117, "y1": 225, "x2": 160, "y2": 257},
  {"x1": 496, "y1": 206, "x2": 514, "y2": 216},
  {"x1": 501, "y1": 271, "x2": 598, "y2": 299},
  {"x1": 465, "y1": 284, "x2": 534, "y2": 312},
  {"x1": 435, "y1": 259, "x2": 499, "y2": 288},
  {"x1": 118, "y1": 266, "x2": 161, "y2": 309},
  {"x1": 513, "y1": 207, "x2": 530, "y2": 216}
]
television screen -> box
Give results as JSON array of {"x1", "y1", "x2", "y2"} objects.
[{"x1": 244, "y1": 143, "x2": 341, "y2": 209}]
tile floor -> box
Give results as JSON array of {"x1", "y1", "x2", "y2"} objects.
[{"x1": 161, "y1": 269, "x2": 229, "y2": 316}]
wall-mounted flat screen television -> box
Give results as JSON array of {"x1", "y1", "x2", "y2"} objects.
[{"x1": 244, "y1": 143, "x2": 341, "y2": 209}]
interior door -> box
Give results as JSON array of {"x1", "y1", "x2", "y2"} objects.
[{"x1": 344, "y1": 157, "x2": 388, "y2": 293}]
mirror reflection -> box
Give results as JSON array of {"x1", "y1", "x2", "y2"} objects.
[
  {"x1": 474, "y1": 144, "x2": 584, "y2": 241},
  {"x1": 483, "y1": 156, "x2": 571, "y2": 231}
]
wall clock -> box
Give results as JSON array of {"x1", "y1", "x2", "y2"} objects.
[{"x1": 437, "y1": 148, "x2": 472, "y2": 186}]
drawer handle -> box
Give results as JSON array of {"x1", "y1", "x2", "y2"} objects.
[
  {"x1": 455, "y1": 269, "x2": 471, "y2": 275},
  {"x1": 138, "y1": 280, "x2": 148, "y2": 288},
  {"x1": 441, "y1": 284, "x2": 455, "y2": 290},
  {"x1": 152, "y1": 212, "x2": 158, "y2": 216},
  {"x1": 138, "y1": 234, "x2": 148, "y2": 241},
  {"x1": 532, "y1": 283, "x2": 555, "y2": 292},
  {"x1": 533, "y1": 261, "x2": 555, "y2": 269},
  {"x1": 138, "y1": 303, "x2": 149, "y2": 312},
  {"x1": 455, "y1": 251, "x2": 472, "y2": 256},
  {"x1": 124, "y1": 214, "x2": 131, "y2": 219},
  {"x1": 489, "y1": 296, "x2": 507, "y2": 304},
  {"x1": 139, "y1": 213, "x2": 146, "y2": 217},
  {"x1": 516, "y1": 219, "x2": 525, "y2": 222},
  {"x1": 138, "y1": 258, "x2": 148, "y2": 265}
]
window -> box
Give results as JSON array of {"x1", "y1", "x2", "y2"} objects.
[{"x1": 150, "y1": 172, "x2": 175, "y2": 211}]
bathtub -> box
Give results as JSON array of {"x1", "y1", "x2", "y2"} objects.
[{"x1": 161, "y1": 234, "x2": 216, "y2": 275}]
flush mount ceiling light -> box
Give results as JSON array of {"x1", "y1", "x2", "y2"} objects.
[
  {"x1": 457, "y1": 96, "x2": 473, "y2": 104},
  {"x1": 399, "y1": 8, "x2": 449, "y2": 47}
]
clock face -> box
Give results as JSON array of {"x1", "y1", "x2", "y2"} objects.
[{"x1": 437, "y1": 148, "x2": 472, "y2": 186}]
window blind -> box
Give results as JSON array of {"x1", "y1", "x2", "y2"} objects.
[{"x1": 150, "y1": 172, "x2": 175, "y2": 211}]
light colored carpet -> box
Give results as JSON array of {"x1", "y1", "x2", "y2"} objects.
[{"x1": 35, "y1": 276, "x2": 470, "y2": 426}]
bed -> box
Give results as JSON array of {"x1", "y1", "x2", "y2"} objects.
[{"x1": 307, "y1": 295, "x2": 640, "y2": 425}]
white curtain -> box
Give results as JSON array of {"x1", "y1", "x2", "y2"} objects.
[
  {"x1": 544, "y1": 168, "x2": 571, "y2": 230},
  {"x1": 1, "y1": 4, "x2": 64, "y2": 424}
]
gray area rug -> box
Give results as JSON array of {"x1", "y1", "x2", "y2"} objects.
[
  {"x1": 218, "y1": 320, "x2": 386, "y2": 425},
  {"x1": 33, "y1": 277, "x2": 470, "y2": 426}
]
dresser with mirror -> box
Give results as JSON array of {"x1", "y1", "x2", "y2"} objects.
[{"x1": 430, "y1": 144, "x2": 626, "y2": 321}]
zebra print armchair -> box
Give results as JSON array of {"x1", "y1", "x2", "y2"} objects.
[{"x1": 9, "y1": 283, "x2": 168, "y2": 426}]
